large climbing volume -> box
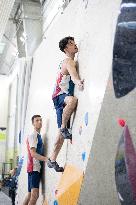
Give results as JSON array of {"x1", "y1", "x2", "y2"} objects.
[
  {"x1": 115, "y1": 118, "x2": 136, "y2": 204},
  {"x1": 112, "y1": 2, "x2": 136, "y2": 98}
]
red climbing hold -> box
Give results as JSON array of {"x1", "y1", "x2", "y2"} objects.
[{"x1": 118, "y1": 119, "x2": 126, "y2": 127}]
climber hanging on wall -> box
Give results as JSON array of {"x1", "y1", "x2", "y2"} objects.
[{"x1": 47, "y1": 36, "x2": 84, "y2": 172}]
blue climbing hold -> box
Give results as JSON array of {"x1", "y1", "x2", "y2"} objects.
[
  {"x1": 84, "y1": 112, "x2": 88, "y2": 126},
  {"x1": 82, "y1": 152, "x2": 86, "y2": 161},
  {"x1": 54, "y1": 200, "x2": 58, "y2": 205},
  {"x1": 19, "y1": 130, "x2": 21, "y2": 144}
]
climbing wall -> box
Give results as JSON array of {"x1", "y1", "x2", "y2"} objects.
[
  {"x1": 79, "y1": 1, "x2": 136, "y2": 204},
  {"x1": 16, "y1": 0, "x2": 123, "y2": 204}
]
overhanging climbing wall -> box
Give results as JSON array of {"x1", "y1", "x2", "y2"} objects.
[{"x1": 16, "y1": 0, "x2": 123, "y2": 204}]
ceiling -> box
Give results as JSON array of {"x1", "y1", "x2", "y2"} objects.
[
  {"x1": 0, "y1": 0, "x2": 15, "y2": 42},
  {"x1": 0, "y1": 0, "x2": 41, "y2": 76},
  {"x1": 0, "y1": 0, "x2": 68, "y2": 76}
]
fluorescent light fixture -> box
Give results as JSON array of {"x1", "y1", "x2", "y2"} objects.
[
  {"x1": 22, "y1": 32, "x2": 27, "y2": 39},
  {"x1": 0, "y1": 43, "x2": 5, "y2": 54},
  {"x1": 20, "y1": 36, "x2": 25, "y2": 42},
  {"x1": 20, "y1": 36, "x2": 25, "y2": 45}
]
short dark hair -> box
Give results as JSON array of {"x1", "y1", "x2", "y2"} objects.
[
  {"x1": 59, "y1": 36, "x2": 74, "y2": 53},
  {"x1": 31, "y1": 115, "x2": 41, "y2": 123}
]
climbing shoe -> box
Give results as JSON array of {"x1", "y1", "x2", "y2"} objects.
[
  {"x1": 47, "y1": 159, "x2": 64, "y2": 172},
  {"x1": 60, "y1": 128, "x2": 72, "y2": 140}
]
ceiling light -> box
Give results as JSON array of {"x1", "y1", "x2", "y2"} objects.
[
  {"x1": 20, "y1": 36, "x2": 25, "y2": 42},
  {"x1": 0, "y1": 43, "x2": 5, "y2": 54},
  {"x1": 22, "y1": 32, "x2": 27, "y2": 39}
]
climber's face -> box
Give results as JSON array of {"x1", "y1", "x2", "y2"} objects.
[
  {"x1": 64, "y1": 39, "x2": 78, "y2": 54},
  {"x1": 32, "y1": 116, "x2": 42, "y2": 130}
]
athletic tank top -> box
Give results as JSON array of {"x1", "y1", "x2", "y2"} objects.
[{"x1": 52, "y1": 61, "x2": 74, "y2": 99}]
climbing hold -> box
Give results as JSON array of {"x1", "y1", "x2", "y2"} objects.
[
  {"x1": 84, "y1": 112, "x2": 88, "y2": 126},
  {"x1": 82, "y1": 152, "x2": 86, "y2": 161},
  {"x1": 54, "y1": 200, "x2": 58, "y2": 205},
  {"x1": 79, "y1": 126, "x2": 82, "y2": 135},
  {"x1": 55, "y1": 190, "x2": 58, "y2": 195},
  {"x1": 115, "y1": 124, "x2": 136, "y2": 203},
  {"x1": 118, "y1": 119, "x2": 126, "y2": 127}
]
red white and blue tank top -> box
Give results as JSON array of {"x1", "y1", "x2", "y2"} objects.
[{"x1": 52, "y1": 61, "x2": 74, "y2": 99}]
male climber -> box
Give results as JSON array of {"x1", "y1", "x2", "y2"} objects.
[
  {"x1": 47, "y1": 36, "x2": 84, "y2": 172},
  {"x1": 23, "y1": 115, "x2": 47, "y2": 205}
]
